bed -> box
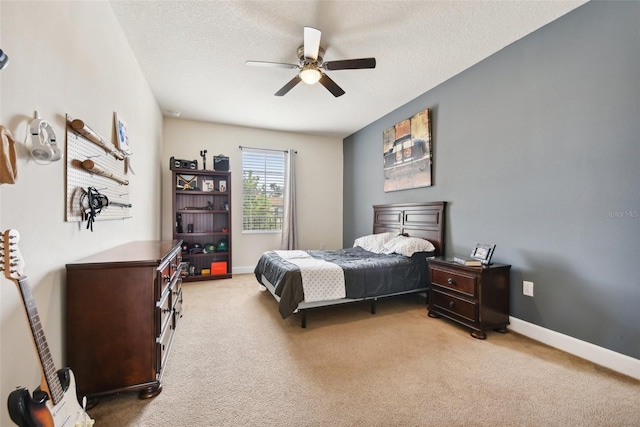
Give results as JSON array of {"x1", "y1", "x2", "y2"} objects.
[{"x1": 255, "y1": 201, "x2": 446, "y2": 327}]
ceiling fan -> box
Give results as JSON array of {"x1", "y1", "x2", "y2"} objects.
[{"x1": 245, "y1": 27, "x2": 376, "y2": 97}]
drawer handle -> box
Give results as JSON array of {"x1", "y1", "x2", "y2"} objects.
[
  {"x1": 449, "y1": 301, "x2": 455, "y2": 309},
  {"x1": 163, "y1": 275, "x2": 171, "y2": 282},
  {"x1": 447, "y1": 278, "x2": 454, "y2": 285},
  {"x1": 163, "y1": 307, "x2": 172, "y2": 313}
]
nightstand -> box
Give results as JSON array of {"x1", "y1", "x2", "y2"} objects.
[{"x1": 427, "y1": 257, "x2": 511, "y2": 339}]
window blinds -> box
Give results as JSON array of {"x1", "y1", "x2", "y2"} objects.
[{"x1": 242, "y1": 149, "x2": 285, "y2": 231}]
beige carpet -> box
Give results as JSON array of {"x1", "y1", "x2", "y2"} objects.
[{"x1": 89, "y1": 274, "x2": 639, "y2": 426}]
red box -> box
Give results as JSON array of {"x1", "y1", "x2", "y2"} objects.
[{"x1": 211, "y1": 261, "x2": 227, "y2": 275}]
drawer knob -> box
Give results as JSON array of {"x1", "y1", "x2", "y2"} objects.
[
  {"x1": 447, "y1": 278, "x2": 454, "y2": 285},
  {"x1": 449, "y1": 301, "x2": 455, "y2": 309}
]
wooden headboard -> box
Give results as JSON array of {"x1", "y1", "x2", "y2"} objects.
[{"x1": 372, "y1": 201, "x2": 447, "y2": 256}]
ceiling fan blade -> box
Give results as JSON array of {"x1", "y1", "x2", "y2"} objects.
[
  {"x1": 318, "y1": 73, "x2": 345, "y2": 97},
  {"x1": 275, "y1": 75, "x2": 302, "y2": 96},
  {"x1": 246, "y1": 60, "x2": 299, "y2": 69},
  {"x1": 303, "y1": 27, "x2": 321, "y2": 60},
  {"x1": 324, "y1": 58, "x2": 377, "y2": 71}
]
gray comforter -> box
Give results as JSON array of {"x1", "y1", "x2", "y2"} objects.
[{"x1": 254, "y1": 246, "x2": 431, "y2": 318}]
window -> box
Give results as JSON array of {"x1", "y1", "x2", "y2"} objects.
[{"x1": 242, "y1": 149, "x2": 285, "y2": 232}]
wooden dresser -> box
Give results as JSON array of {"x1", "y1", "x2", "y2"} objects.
[
  {"x1": 427, "y1": 257, "x2": 510, "y2": 339},
  {"x1": 65, "y1": 240, "x2": 184, "y2": 400}
]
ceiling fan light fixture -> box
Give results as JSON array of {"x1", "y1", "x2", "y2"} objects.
[
  {"x1": 299, "y1": 65, "x2": 321, "y2": 85},
  {"x1": 247, "y1": 27, "x2": 372, "y2": 97}
]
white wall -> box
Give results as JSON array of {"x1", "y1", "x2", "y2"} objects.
[
  {"x1": 0, "y1": 2, "x2": 163, "y2": 425},
  {"x1": 163, "y1": 119, "x2": 344, "y2": 272}
]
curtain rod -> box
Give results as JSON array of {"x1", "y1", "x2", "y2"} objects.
[{"x1": 238, "y1": 145, "x2": 297, "y2": 154}]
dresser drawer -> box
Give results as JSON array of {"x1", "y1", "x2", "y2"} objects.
[
  {"x1": 168, "y1": 252, "x2": 182, "y2": 277},
  {"x1": 431, "y1": 267, "x2": 477, "y2": 297},
  {"x1": 157, "y1": 286, "x2": 173, "y2": 335},
  {"x1": 156, "y1": 320, "x2": 174, "y2": 376},
  {"x1": 431, "y1": 288, "x2": 477, "y2": 323},
  {"x1": 172, "y1": 287, "x2": 183, "y2": 329},
  {"x1": 158, "y1": 249, "x2": 182, "y2": 297}
]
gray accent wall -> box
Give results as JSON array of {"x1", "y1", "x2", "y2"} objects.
[{"x1": 343, "y1": 1, "x2": 639, "y2": 359}]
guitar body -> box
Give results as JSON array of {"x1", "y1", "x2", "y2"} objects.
[{"x1": 8, "y1": 368, "x2": 89, "y2": 427}]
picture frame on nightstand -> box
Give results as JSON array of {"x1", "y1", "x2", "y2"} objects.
[{"x1": 470, "y1": 243, "x2": 496, "y2": 265}]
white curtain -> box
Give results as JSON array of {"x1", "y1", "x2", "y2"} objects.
[{"x1": 280, "y1": 149, "x2": 297, "y2": 250}]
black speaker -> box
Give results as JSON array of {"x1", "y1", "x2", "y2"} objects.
[
  {"x1": 214, "y1": 155, "x2": 229, "y2": 171},
  {"x1": 170, "y1": 156, "x2": 198, "y2": 170}
]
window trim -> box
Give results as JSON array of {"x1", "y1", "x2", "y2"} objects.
[{"x1": 241, "y1": 148, "x2": 285, "y2": 233}]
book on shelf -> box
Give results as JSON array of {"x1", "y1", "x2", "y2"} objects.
[{"x1": 453, "y1": 257, "x2": 482, "y2": 266}]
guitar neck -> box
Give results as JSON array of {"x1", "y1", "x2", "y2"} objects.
[{"x1": 16, "y1": 275, "x2": 64, "y2": 405}]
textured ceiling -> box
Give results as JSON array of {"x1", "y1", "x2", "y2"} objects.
[{"x1": 109, "y1": 1, "x2": 586, "y2": 138}]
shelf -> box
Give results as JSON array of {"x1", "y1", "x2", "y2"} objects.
[
  {"x1": 185, "y1": 273, "x2": 232, "y2": 282},
  {"x1": 177, "y1": 232, "x2": 228, "y2": 237},
  {"x1": 177, "y1": 209, "x2": 229, "y2": 214},
  {"x1": 183, "y1": 251, "x2": 229, "y2": 258},
  {"x1": 175, "y1": 190, "x2": 229, "y2": 196},
  {"x1": 173, "y1": 169, "x2": 232, "y2": 281}
]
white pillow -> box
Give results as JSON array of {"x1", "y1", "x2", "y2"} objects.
[
  {"x1": 382, "y1": 235, "x2": 436, "y2": 257},
  {"x1": 353, "y1": 232, "x2": 397, "y2": 254}
]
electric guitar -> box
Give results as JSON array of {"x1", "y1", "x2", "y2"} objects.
[{"x1": 1, "y1": 230, "x2": 94, "y2": 427}]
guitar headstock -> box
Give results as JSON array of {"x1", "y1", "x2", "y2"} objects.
[{"x1": 1, "y1": 229, "x2": 25, "y2": 281}]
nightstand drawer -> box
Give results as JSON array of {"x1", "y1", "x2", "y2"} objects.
[
  {"x1": 431, "y1": 288, "x2": 477, "y2": 323},
  {"x1": 431, "y1": 268, "x2": 477, "y2": 297}
]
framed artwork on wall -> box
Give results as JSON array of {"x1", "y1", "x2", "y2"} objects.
[
  {"x1": 383, "y1": 108, "x2": 432, "y2": 192},
  {"x1": 114, "y1": 112, "x2": 130, "y2": 154}
]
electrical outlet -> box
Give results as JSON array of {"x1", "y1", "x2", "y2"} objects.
[{"x1": 523, "y1": 281, "x2": 534, "y2": 297}]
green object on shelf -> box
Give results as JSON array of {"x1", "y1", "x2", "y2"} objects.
[{"x1": 216, "y1": 239, "x2": 228, "y2": 252}]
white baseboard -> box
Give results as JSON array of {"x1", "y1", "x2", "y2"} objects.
[
  {"x1": 233, "y1": 266, "x2": 255, "y2": 275},
  {"x1": 508, "y1": 316, "x2": 640, "y2": 380}
]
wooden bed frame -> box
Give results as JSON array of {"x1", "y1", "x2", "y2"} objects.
[
  {"x1": 260, "y1": 201, "x2": 447, "y2": 327},
  {"x1": 372, "y1": 201, "x2": 446, "y2": 255}
]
